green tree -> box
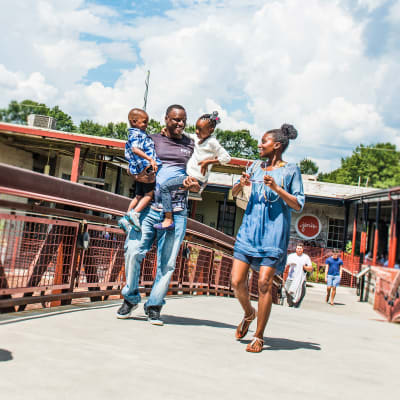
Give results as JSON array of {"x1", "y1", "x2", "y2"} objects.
[
  {"x1": 0, "y1": 99, "x2": 77, "y2": 131},
  {"x1": 299, "y1": 158, "x2": 319, "y2": 175},
  {"x1": 79, "y1": 120, "x2": 105, "y2": 136},
  {"x1": 318, "y1": 143, "x2": 400, "y2": 188},
  {"x1": 99, "y1": 122, "x2": 128, "y2": 139},
  {"x1": 146, "y1": 118, "x2": 163, "y2": 135},
  {"x1": 0, "y1": 99, "x2": 49, "y2": 125},
  {"x1": 214, "y1": 128, "x2": 259, "y2": 159},
  {"x1": 48, "y1": 105, "x2": 77, "y2": 132}
]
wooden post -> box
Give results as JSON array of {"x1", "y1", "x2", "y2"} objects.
[
  {"x1": 351, "y1": 203, "x2": 359, "y2": 258},
  {"x1": 388, "y1": 199, "x2": 398, "y2": 268},
  {"x1": 372, "y1": 202, "x2": 380, "y2": 264},
  {"x1": 70, "y1": 144, "x2": 81, "y2": 183}
]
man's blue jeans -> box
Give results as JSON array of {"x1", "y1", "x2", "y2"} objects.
[{"x1": 121, "y1": 207, "x2": 187, "y2": 307}]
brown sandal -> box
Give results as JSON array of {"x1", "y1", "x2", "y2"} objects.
[
  {"x1": 246, "y1": 336, "x2": 264, "y2": 353},
  {"x1": 235, "y1": 307, "x2": 257, "y2": 340}
]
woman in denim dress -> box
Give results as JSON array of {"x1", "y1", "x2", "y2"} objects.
[{"x1": 231, "y1": 124, "x2": 305, "y2": 353}]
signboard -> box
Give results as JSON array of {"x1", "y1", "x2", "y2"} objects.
[{"x1": 295, "y1": 214, "x2": 321, "y2": 240}]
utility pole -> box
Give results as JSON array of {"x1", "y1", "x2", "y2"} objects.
[{"x1": 143, "y1": 70, "x2": 150, "y2": 111}]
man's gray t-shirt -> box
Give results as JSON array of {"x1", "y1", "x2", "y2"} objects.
[{"x1": 151, "y1": 133, "x2": 194, "y2": 211}]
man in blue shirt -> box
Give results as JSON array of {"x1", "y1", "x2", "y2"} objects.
[
  {"x1": 324, "y1": 249, "x2": 343, "y2": 306},
  {"x1": 116, "y1": 104, "x2": 199, "y2": 325}
]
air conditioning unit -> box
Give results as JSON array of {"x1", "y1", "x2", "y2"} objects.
[{"x1": 27, "y1": 114, "x2": 57, "y2": 129}]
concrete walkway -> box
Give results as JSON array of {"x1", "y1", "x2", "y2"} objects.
[{"x1": 0, "y1": 284, "x2": 399, "y2": 400}]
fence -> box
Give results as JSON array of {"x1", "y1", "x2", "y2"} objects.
[
  {"x1": 0, "y1": 163, "x2": 363, "y2": 314},
  {"x1": 0, "y1": 211, "x2": 285, "y2": 312},
  {"x1": 370, "y1": 267, "x2": 400, "y2": 322},
  {"x1": 0, "y1": 163, "x2": 285, "y2": 312}
]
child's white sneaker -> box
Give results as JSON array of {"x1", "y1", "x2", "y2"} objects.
[{"x1": 127, "y1": 210, "x2": 141, "y2": 232}]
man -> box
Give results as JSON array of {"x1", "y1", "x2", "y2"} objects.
[
  {"x1": 116, "y1": 104, "x2": 199, "y2": 325},
  {"x1": 324, "y1": 249, "x2": 343, "y2": 306},
  {"x1": 284, "y1": 243, "x2": 313, "y2": 308}
]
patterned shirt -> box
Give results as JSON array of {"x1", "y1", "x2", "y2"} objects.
[{"x1": 125, "y1": 128, "x2": 161, "y2": 175}]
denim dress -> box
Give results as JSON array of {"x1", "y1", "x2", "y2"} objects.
[{"x1": 234, "y1": 163, "x2": 305, "y2": 274}]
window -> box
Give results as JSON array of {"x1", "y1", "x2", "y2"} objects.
[
  {"x1": 217, "y1": 201, "x2": 236, "y2": 236},
  {"x1": 327, "y1": 218, "x2": 344, "y2": 249}
]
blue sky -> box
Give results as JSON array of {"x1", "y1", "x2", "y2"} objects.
[{"x1": 0, "y1": 0, "x2": 399, "y2": 172}]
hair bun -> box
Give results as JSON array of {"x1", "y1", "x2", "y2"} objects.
[
  {"x1": 211, "y1": 111, "x2": 221, "y2": 125},
  {"x1": 281, "y1": 123, "x2": 297, "y2": 140}
]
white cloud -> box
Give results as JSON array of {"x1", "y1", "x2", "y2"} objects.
[
  {"x1": 99, "y1": 42, "x2": 137, "y2": 63},
  {"x1": 0, "y1": 65, "x2": 58, "y2": 104},
  {"x1": 1, "y1": 0, "x2": 399, "y2": 173}
]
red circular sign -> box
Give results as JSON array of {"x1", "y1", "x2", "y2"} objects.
[{"x1": 295, "y1": 214, "x2": 321, "y2": 239}]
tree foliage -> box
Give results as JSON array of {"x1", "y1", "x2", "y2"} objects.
[
  {"x1": 1, "y1": 100, "x2": 259, "y2": 160},
  {"x1": 299, "y1": 158, "x2": 319, "y2": 175},
  {"x1": 214, "y1": 128, "x2": 258, "y2": 159},
  {"x1": 0, "y1": 99, "x2": 77, "y2": 131},
  {"x1": 318, "y1": 143, "x2": 400, "y2": 189}
]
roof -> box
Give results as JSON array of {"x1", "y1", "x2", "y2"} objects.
[
  {"x1": 0, "y1": 121, "x2": 247, "y2": 172},
  {"x1": 0, "y1": 122, "x2": 387, "y2": 201}
]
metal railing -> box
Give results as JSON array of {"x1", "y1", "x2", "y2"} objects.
[{"x1": 0, "y1": 163, "x2": 281, "y2": 312}]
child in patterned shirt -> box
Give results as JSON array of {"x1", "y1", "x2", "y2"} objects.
[{"x1": 118, "y1": 108, "x2": 161, "y2": 233}]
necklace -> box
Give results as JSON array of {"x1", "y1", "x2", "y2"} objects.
[{"x1": 263, "y1": 169, "x2": 285, "y2": 203}]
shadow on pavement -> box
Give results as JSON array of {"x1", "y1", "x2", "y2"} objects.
[
  {"x1": 0, "y1": 349, "x2": 13, "y2": 362},
  {"x1": 162, "y1": 314, "x2": 236, "y2": 329},
  {"x1": 241, "y1": 337, "x2": 321, "y2": 351}
]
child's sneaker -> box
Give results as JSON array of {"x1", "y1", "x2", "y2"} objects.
[
  {"x1": 127, "y1": 210, "x2": 141, "y2": 232},
  {"x1": 118, "y1": 216, "x2": 132, "y2": 234}
]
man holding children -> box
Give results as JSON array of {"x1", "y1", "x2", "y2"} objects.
[{"x1": 117, "y1": 104, "x2": 229, "y2": 325}]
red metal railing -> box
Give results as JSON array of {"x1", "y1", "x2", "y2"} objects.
[
  {"x1": 372, "y1": 267, "x2": 400, "y2": 322},
  {"x1": 0, "y1": 212, "x2": 284, "y2": 311}
]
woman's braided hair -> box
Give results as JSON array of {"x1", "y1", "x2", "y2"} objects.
[
  {"x1": 267, "y1": 123, "x2": 298, "y2": 153},
  {"x1": 199, "y1": 111, "x2": 221, "y2": 128}
]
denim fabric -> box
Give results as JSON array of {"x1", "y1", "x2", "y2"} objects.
[
  {"x1": 234, "y1": 163, "x2": 305, "y2": 274},
  {"x1": 159, "y1": 174, "x2": 187, "y2": 213},
  {"x1": 327, "y1": 275, "x2": 341, "y2": 287},
  {"x1": 121, "y1": 207, "x2": 187, "y2": 306}
]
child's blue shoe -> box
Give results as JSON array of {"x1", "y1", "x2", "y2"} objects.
[
  {"x1": 127, "y1": 210, "x2": 141, "y2": 232},
  {"x1": 118, "y1": 216, "x2": 132, "y2": 234},
  {"x1": 153, "y1": 222, "x2": 175, "y2": 231}
]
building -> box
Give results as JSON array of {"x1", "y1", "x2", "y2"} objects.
[{"x1": 3, "y1": 120, "x2": 396, "y2": 263}]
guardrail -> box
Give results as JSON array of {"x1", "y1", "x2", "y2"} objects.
[
  {"x1": 0, "y1": 163, "x2": 281, "y2": 312},
  {"x1": 368, "y1": 266, "x2": 400, "y2": 322}
]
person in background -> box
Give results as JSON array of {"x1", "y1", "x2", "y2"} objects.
[
  {"x1": 284, "y1": 242, "x2": 313, "y2": 308},
  {"x1": 325, "y1": 249, "x2": 343, "y2": 306}
]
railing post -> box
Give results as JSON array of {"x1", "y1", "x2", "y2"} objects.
[
  {"x1": 70, "y1": 144, "x2": 81, "y2": 183},
  {"x1": 372, "y1": 202, "x2": 380, "y2": 264}
]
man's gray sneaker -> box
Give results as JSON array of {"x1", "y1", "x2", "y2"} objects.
[{"x1": 116, "y1": 299, "x2": 138, "y2": 319}]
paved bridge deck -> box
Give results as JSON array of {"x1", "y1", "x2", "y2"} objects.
[{"x1": 1, "y1": 284, "x2": 399, "y2": 400}]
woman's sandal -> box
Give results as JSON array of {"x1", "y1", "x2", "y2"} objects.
[
  {"x1": 235, "y1": 307, "x2": 257, "y2": 340},
  {"x1": 246, "y1": 336, "x2": 264, "y2": 353}
]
